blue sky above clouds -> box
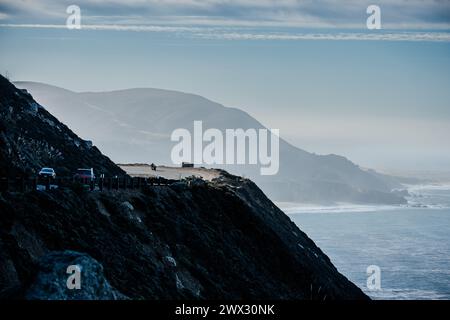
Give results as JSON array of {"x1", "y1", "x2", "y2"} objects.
[{"x1": 0, "y1": 1, "x2": 449, "y2": 172}]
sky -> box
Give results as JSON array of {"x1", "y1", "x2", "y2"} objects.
[{"x1": 0, "y1": 0, "x2": 450, "y2": 173}]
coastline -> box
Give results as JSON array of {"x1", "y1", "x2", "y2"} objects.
[{"x1": 278, "y1": 182, "x2": 450, "y2": 215}]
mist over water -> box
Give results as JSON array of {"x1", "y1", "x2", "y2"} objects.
[{"x1": 281, "y1": 185, "x2": 450, "y2": 300}]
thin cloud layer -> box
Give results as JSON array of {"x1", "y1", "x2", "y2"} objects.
[
  {"x1": 0, "y1": 0, "x2": 449, "y2": 42},
  {"x1": 1, "y1": 0, "x2": 449, "y2": 28},
  {"x1": 1, "y1": 23, "x2": 449, "y2": 42}
]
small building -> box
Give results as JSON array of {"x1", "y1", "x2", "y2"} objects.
[{"x1": 182, "y1": 162, "x2": 194, "y2": 168}]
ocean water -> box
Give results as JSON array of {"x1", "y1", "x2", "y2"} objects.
[{"x1": 279, "y1": 184, "x2": 450, "y2": 300}]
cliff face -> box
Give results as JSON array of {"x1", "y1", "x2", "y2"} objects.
[
  {"x1": 0, "y1": 175, "x2": 367, "y2": 300},
  {"x1": 0, "y1": 76, "x2": 123, "y2": 177},
  {"x1": 0, "y1": 75, "x2": 367, "y2": 300}
]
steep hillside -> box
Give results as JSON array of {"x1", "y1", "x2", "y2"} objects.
[
  {"x1": 0, "y1": 173, "x2": 368, "y2": 300},
  {"x1": 16, "y1": 81, "x2": 405, "y2": 204},
  {"x1": 0, "y1": 172, "x2": 366, "y2": 300},
  {"x1": 0, "y1": 75, "x2": 367, "y2": 300},
  {"x1": 0, "y1": 78, "x2": 123, "y2": 177}
]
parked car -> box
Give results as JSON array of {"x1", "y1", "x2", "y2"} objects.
[
  {"x1": 38, "y1": 167, "x2": 56, "y2": 179},
  {"x1": 74, "y1": 168, "x2": 95, "y2": 182}
]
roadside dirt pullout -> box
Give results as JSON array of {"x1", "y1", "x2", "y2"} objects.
[{"x1": 119, "y1": 164, "x2": 221, "y2": 181}]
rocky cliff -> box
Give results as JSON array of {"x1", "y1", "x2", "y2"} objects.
[
  {"x1": 0, "y1": 75, "x2": 367, "y2": 300},
  {"x1": 0, "y1": 76, "x2": 123, "y2": 177}
]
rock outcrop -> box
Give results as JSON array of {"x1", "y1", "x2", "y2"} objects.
[{"x1": 25, "y1": 251, "x2": 126, "y2": 300}]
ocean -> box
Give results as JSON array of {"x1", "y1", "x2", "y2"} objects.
[{"x1": 279, "y1": 184, "x2": 450, "y2": 300}]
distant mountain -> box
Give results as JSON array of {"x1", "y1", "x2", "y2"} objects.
[{"x1": 16, "y1": 81, "x2": 405, "y2": 204}]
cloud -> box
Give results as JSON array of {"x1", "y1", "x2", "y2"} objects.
[
  {"x1": 195, "y1": 30, "x2": 450, "y2": 42},
  {"x1": 1, "y1": 0, "x2": 449, "y2": 42},
  {"x1": 0, "y1": 0, "x2": 449, "y2": 29},
  {"x1": 0, "y1": 23, "x2": 202, "y2": 33},
  {"x1": 1, "y1": 22, "x2": 449, "y2": 42}
]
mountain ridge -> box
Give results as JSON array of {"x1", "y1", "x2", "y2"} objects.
[{"x1": 15, "y1": 81, "x2": 406, "y2": 205}]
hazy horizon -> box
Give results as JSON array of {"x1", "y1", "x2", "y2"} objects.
[{"x1": 11, "y1": 77, "x2": 450, "y2": 175}]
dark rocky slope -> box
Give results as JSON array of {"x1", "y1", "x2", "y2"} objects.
[
  {"x1": 0, "y1": 75, "x2": 367, "y2": 300},
  {"x1": 0, "y1": 76, "x2": 123, "y2": 177},
  {"x1": 0, "y1": 176, "x2": 368, "y2": 300}
]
